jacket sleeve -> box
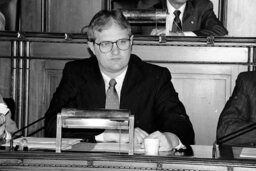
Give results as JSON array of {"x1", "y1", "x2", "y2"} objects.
[
  {"x1": 44, "y1": 62, "x2": 102, "y2": 140},
  {"x1": 155, "y1": 68, "x2": 195, "y2": 145},
  {"x1": 44, "y1": 62, "x2": 79, "y2": 137},
  {"x1": 193, "y1": 1, "x2": 228, "y2": 36}
]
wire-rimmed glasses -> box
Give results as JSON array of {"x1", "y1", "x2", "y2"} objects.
[{"x1": 94, "y1": 38, "x2": 132, "y2": 53}]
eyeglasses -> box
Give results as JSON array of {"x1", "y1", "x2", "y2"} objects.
[{"x1": 94, "y1": 38, "x2": 131, "y2": 53}]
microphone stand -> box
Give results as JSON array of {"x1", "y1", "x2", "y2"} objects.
[{"x1": 10, "y1": 116, "x2": 46, "y2": 151}]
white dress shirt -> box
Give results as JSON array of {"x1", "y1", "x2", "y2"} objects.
[
  {"x1": 95, "y1": 68, "x2": 127, "y2": 142},
  {"x1": 101, "y1": 67, "x2": 128, "y2": 101}
]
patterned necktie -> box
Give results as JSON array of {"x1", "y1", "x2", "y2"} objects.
[
  {"x1": 105, "y1": 79, "x2": 119, "y2": 109},
  {"x1": 172, "y1": 10, "x2": 182, "y2": 32}
]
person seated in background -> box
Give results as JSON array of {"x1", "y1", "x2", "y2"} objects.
[
  {"x1": 217, "y1": 71, "x2": 256, "y2": 146},
  {"x1": 0, "y1": 11, "x2": 5, "y2": 30},
  {"x1": 0, "y1": 94, "x2": 18, "y2": 144},
  {"x1": 138, "y1": 0, "x2": 228, "y2": 36},
  {"x1": 45, "y1": 9, "x2": 194, "y2": 151}
]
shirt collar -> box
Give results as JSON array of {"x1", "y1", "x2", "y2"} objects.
[
  {"x1": 167, "y1": 0, "x2": 186, "y2": 18},
  {"x1": 101, "y1": 67, "x2": 128, "y2": 97}
]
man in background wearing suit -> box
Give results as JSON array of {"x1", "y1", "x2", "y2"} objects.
[
  {"x1": 45, "y1": 9, "x2": 194, "y2": 150},
  {"x1": 138, "y1": 0, "x2": 228, "y2": 36},
  {"x1": 217, "y1": 72, "x2": 256, "y2": 146}
]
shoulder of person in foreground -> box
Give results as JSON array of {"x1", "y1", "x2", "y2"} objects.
[{"x1": 216, "y1": 71, "x2": 256, "y2": 144}]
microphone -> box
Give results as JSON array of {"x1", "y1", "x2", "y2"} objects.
[
  {"x1": 212, "y1": 122, "x2": 256, "y2": 158},
  {"x1": 9, "y1": 115, "x2": 47, "y2": 151}
]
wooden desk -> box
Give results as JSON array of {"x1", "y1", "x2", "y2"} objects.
[{"x1": 0, "y1": 144, "x2": 256, "y2": 171}]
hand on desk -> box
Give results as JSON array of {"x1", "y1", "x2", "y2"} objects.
[
  {"x1": 150, "y1": 28, "x2": 185, "y2": 37},
  {"x1": 98, "y1": 127, "x2": 148, "y2": 144},
  {"x1": 96, "y1": 128, "x2": 180, "y2": 151},
  {"x1": 150, "y1": 28, "x2": 166, "y2": 36}
]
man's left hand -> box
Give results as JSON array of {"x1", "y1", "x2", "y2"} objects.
[{"x1": 167, "y1": 31, "x2": 185, "y2": 36}]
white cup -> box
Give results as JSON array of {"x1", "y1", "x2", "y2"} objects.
[{"x1": 144, "y1": 138, "x2": 159, "y2": 156}]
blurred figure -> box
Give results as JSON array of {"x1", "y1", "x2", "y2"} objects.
[
  {"x1": 138, "y1": 0, "x2": 228, "y2": 36},
  {"x1": 217, "y1": 71, "x2": 256, "y2": 146},
  {"x1": 0, "y1": 94, "x2": 18, "y2": 143},
  {"x1": 0, "y1": 0, "x2": 18, "y2": 31},
  {"x1": 0, "y1": 11, "x2": 5, "y2": 30}
]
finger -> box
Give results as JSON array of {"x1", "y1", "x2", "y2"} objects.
[
  {"x1": 150, "y1": 29, "x2": 157, "y2": 35},
  {"x1": 146, "y1": 130, "x2": 162, "y2": 139},
  {"x1": 135, "y1": 128, "x2": 148, "y2": 138},
  {"x1": 155, "y1": 29, "x2": 166, "y2": 36},
  {"x1": 134, "y1": 128, "x2": 148, "y2": 144}
]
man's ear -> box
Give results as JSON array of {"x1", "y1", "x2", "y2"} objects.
[
  {"x1": 87, "y1": 41, "x2": 95, "y2": 55},
  {"x1": 130, "y1": 35, "x2": 134, "y2": 45},
  {"x1": 130, "y1": 35, "x2": 134, "y2": 51}
]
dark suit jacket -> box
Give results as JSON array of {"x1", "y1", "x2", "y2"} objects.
[
  {"x1": 142, "y1": 0, "x2": 228, "y2": 36},
  {"x1": 45, "y1": 54, "x2": 194, "y2": 145},
  {"x1": 217, "y1": 72, "x2": 256, "y2": 146}
]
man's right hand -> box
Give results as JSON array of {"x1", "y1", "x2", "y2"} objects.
[
  {"x1": 97, "y1": 127, "x2": 149, "y2": 145},
  {"x1": 150, "y1": 28, "x2": 186, "y2": 37},
  {"x1": 150, "y1": 28, "x2": 166, "y2": 35}
]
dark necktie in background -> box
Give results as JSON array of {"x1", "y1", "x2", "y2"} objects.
[
  {"x1": 105, "y1": 79, "x2": 119, "y2": 109},
  {"x1": 172, "y1": 10, "x2": 182, "y2": 32}
]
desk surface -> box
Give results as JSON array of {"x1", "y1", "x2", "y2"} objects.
[{"x1": 0, "y1": 144, "x2": 256, "y2": 171}]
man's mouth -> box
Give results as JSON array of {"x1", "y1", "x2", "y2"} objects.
[{"x1": 111, "y1": 57, "x2": 121, "y2": 60}]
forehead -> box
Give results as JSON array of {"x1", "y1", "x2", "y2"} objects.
[{"x1": 94, "y1": 23, "x2": 130, "y2": 42}]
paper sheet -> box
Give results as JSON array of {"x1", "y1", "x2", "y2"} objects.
[
  {"x1": 75, "y1": 142, "x2": 145, "y2": 153},
  {"x1": 240, "y1": 147, "x2": 256, "y2": 158},
  {"x1": 3, "y1": 137, "x2": 82, "y2": 150}
]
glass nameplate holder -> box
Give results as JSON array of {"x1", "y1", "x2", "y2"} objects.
[{"x1": 56, "y1": 108, "x2": 134, "y2": 155}]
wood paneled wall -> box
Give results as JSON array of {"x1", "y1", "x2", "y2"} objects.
[
  {"x1": 20, "y1": 0, "x2": 104, "y2": 33},
  {"x1": 18, "y1": 0, "x2": 256, "y2": 36},
  {"x1": 227, "y1": 0, "x2": 256, "y2": 37}
]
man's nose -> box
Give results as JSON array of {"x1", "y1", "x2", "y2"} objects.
[{"x1": 111, "y1": 43, "x2": 120, "y2": 54}]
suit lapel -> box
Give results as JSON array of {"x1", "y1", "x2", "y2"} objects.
[
  {"x1": 182, "y1": 0, "x2": 197, "y2": 30},
  {"x1": 120, "y1": 55, "x2": 143, "y2": 109}
]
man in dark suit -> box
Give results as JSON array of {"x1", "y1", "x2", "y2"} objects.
[
  {"x1": 217, "y1": 72, "x2": 256, "y2": 146},
  {"x1": 45, "y1": 9, "x2": 194, "y2": 150},
  {"x1": 138, "y1": 0, "x2": 228, "y2": 36}
]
